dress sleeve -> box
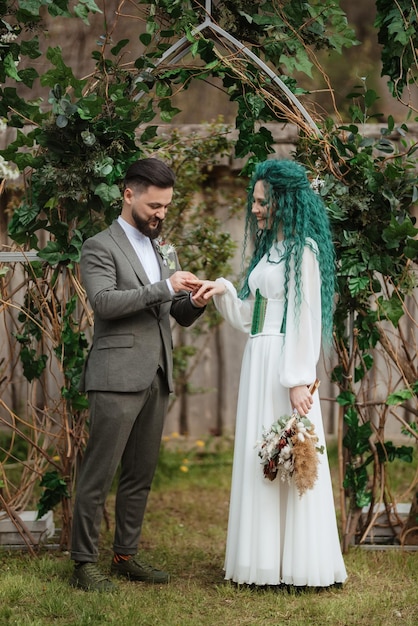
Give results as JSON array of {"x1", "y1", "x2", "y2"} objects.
[
  {"x1": 213, "y1": 278, "x2": 253, "y2": 334},
  {"x1": 279, "y1": 245, "x2": 322, "y2": 388}
]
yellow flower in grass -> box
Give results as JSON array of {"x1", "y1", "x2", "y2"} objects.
[
  {"x1": 180, "y1": 458, "x2": 189, "y2": 473},
  {"x1": 195, "y1": 439, "x2": 205, "y2": 448}
]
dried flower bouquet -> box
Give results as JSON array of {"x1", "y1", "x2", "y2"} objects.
[{"x1": 256, "y1": 379, "x2": 324, "y2": 497}]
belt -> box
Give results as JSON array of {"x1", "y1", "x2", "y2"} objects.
[{"x1": 250, "y1": 289, "x2": 284, "y2": 337}]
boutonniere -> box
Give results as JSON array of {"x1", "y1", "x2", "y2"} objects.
[{"x1": 155, "y1": 239, "x2": 176, "y2": 270}]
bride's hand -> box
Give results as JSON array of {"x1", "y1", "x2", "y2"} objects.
[
  {"x1": 289, "y1": 385, "x2": 314, "y2": 416},
  {"x1": 192, "y1": 280, "x2": 226, "y2": 301}
]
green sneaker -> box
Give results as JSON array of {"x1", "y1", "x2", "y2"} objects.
[
  {"x1": 70, "y1": 562, "x2": 117, "y2": 592},
  {"x1": 110, "y1": 557, "x2": 170, "y2": 583}
]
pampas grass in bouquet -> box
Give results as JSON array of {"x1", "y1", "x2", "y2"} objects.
[{"x1": 256, "y1": 380, "x2": 324, "y2": 497}]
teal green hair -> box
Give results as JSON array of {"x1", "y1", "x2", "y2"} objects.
[{"x1": 239, "y1": 159, "x2": 336, "y2": 346}]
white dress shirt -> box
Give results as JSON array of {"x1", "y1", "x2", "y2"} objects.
[{"x1": 118, "y1": 216, "x2": 174, "y2": 294}]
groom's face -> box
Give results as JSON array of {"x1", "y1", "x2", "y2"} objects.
[{"x1": 122, "y1": 184, "x2": 173, "y2": 239}]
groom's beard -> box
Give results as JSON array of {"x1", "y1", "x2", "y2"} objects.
[{"x1": 132, "y1": 210, "x2": 163, "y2": 240}]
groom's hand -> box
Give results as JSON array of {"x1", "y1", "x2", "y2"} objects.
[{"x1": 169, "y1": 271, "x2": 200, "y2": 293}]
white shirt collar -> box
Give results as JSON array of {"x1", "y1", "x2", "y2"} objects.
[
  {"x1": 117, "y1": 216, "x2": 161, "y2": 283},
  {"x1": 118, "y1": 216, "x2": 150, "y2": 244}
]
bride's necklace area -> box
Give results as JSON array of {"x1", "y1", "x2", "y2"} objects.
[{"x1": 266, "y1": 240, "x2": 285, "y2": 264}]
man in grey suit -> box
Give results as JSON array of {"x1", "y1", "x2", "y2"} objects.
[{"x1": 70, "y1": 158, "x2": 206, "y2": 591}]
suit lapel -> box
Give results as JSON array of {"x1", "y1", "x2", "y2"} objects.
[{"x1": 109, "y1": 220, "x2": 151, "y2": 286}]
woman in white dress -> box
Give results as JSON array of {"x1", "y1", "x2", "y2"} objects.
[{"x1": 194, "y1": 159, "x2": 347, "y2": 588}]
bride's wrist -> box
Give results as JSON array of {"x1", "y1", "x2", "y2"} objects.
[{"x1": 215, "y1": 278, "x2": 227, "y2": 295}]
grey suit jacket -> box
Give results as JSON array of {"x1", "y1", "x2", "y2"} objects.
[{"x1": 80, "y1": 220, "x2": 204, "y2": 394}]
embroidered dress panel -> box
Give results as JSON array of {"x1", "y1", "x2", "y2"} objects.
[{"x1": 250, "y1": 294, "x2": 283, "y2": 337}]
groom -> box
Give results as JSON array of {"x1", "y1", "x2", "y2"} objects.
[{"x1": 70, "y1": 157, "x2": 206, "y2": 591}]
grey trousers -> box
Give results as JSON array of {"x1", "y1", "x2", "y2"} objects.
[{"x1": 70, "y1": 369, "x2": 169, "y2": 562}]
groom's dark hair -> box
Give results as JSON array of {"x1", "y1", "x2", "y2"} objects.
[{"x1": 123, "y1": 158, "x2": 175, "y2": 191}]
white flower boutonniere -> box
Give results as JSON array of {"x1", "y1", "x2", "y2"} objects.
[{"x1": 155, "y1": 239, "x2": 176, "y2": 270}]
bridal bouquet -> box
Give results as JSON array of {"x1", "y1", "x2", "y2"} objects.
[{"x1": 256, "y1": 380, "x2": 324, "y2": 497}]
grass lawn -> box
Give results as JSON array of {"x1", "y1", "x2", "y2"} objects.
[{"x1": 0, "y1": 437, "x2": 417, "y2": 626}]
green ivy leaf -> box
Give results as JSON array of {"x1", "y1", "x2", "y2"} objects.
[
  {"x1": 386, "y1": 388, "x2": 414, "y2": 405},
  {"x1": 41, "y1": 47, "x2": 85, "y2": 93},
  {"x1": 404, "y1": 238, "x2": 418, "y2": 260},
  {"x1": 348, "y1": 276, "x2": 369, "y2": 296},
  {"x1": 110, "y1": 39, "x2": 129, "y2": 56},
  {"x1": 354, "y1": 352, "x2": 374, "y2": 383},
  {"x1": 37, "y1": 470, "x2": 70, "y2": 520},
  {"x1": 158, "y1": 98, "x2": 181, "y2": 122},
  {"x1": 3, "y1": 52, "x2": 21, "y2": 81},
  {"x1": 37, "y1": 232, "x2": 83, "y2": 265},
  {"x1": 20, "y1": 35, "x2": 42, "y2": 59},
  {"x1": 343, "y1": 419, "x2": 372, "y2": 456},
  {"x1": 140, "y1": 33, "x2": 152, "y2": 46},
  {"x1": 376, "y1": 294, "x2": 404, "y2": 327},
  {"x1": 375, "y1": 441, "x2": 414, "y2": 463},
  {"x1": 17, "y1": 67, "x2": 39, "y2": 87},
  {"x1": 336, "y1": 390, "x2": 356, "y2": 407},
  {"x1": 7, "y1": 202, "x2": 44, "y2": 246},
  {"x1": 140, "y1": 126, "x2": 158, "y2": 142},
  {"x1": 156, "y1": 81, "x2": 172, "y2": 98},
  {"x1": 94, "y1": 183, "x2": 121, "y2": 205},
  {"x1": 364, "y1": 89, "x2": 379, "y2": 107},
  {"x1": 20, "y1": 346, "x2": 47, "y2": 382},
  {"x1": 245, "y1": 93, "x2": 265, "y2": 118},
  {"x1": 343, "y1": 464, "x2": 372, "y2": 508}
]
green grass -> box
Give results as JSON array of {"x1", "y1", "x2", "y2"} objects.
[{"x1": 0, "y1": 437, "x2": 417, "y2": 626}]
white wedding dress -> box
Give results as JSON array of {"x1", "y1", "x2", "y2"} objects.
[{"x1": 214, "y1": 240, "x2": 347, "y2": 586}]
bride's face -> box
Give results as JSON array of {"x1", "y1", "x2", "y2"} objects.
[{"x1": 251, "y1": 180, "x2": 270, "y2": 229}]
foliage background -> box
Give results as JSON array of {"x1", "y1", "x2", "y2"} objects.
[{"x1": 0, "y1": 0, "x2": 417, "y2": 552}]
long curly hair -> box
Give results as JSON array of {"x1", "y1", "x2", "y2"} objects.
[{"x1": 239, "y1": 159, "x2": 336, "y2": 345}]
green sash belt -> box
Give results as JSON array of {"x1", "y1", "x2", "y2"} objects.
[{"x1": 251, "y1": 288, "x2": 268, "y2": 335}]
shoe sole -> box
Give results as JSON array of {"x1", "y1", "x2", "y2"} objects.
[
  {"x1": 110, "y1": 567, "x2": 169, "y2": 584},
  {"x1": 70, "y1": 577, "x2": 117, "y2": 592}
]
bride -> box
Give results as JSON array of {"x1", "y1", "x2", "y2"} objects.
[{"x1": 193, "y1": 159, "x2": 347, "y2": 588}]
